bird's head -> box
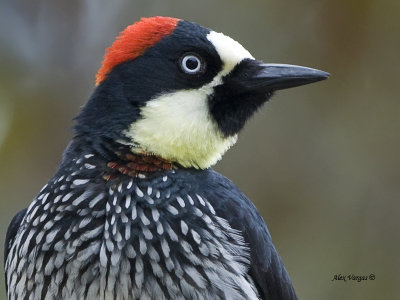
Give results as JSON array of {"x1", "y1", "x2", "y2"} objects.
[{"x1": 75, "y1": 16, "x2": 328, "y2": 169}]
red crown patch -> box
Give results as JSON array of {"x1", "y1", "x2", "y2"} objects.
[{"x1": 96, "y1": 16, "x2": 179, "y2": 85}]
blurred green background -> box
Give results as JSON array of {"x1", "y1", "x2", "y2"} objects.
[{"x1": 1, "y1": 0, "x2": 399, "y2": 299}]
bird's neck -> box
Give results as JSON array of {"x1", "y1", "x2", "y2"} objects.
[
  {"x1": 61, "y1": 136, "x2": 175, "y2": 180},
  {"x1": 103, "y1": 151, "x2": 175, "y2": 180}
]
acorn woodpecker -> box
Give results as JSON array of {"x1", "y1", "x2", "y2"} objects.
[{"x1": 4, "y1": 16, "x2": 328, "y2": 300}]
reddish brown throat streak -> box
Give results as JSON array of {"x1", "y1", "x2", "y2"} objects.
[{"x1": 104, "y1": 153, "x2": 174, "y2": 180}]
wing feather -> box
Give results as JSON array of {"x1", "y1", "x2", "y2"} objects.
[
  {"x1": 203, "y1": 170, "x2": 297, "y2": 300},
  {"x1": 4, "y1": 208, "x2": 27, "y2": 292}
]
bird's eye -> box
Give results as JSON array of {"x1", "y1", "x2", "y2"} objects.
[{"x1": 179, "y1": 53, "x2": 204, "y2": 75}]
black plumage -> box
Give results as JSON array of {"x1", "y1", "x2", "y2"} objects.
[
  {"x1": 5, "y1": 140, "x2": 295, "y2": 299},
  {"x1": 4, "y1": 16, "x2": 328, "y2": 299}
]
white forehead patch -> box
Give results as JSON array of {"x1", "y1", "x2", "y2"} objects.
[{"x1": 207, "y1": 31, "x2": 254, "y2": 76}]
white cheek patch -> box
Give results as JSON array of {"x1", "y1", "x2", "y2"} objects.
[
  {"x1": 125, "y1": 31, "x2": 253, "y2": 169},
  {"x1": 125, "y1": 89, "x2": 237, "y2": 169}
]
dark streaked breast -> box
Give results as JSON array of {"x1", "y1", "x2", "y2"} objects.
[{"x1": 5, "y1": 155, "x2": 258, "y2": 300}]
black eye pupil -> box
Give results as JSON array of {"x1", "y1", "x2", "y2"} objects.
[
  {"x1": 186, "y1": 57, "x2": 199, "y2": 70},
  {"x1": 180, "y1": 53, "x2": 204, "y2": 74}
]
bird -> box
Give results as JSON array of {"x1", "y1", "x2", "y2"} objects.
[{"x1": 4, "y1": 16, "x2": 328, "y2": 300}]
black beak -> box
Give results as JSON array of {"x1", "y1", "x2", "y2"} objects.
[
  {"x1": 210, "y1": 59, "x2": 329, "y2": 137},
  {"x1": 227, "y1": 59, "x2": 329, "y2": 92}
]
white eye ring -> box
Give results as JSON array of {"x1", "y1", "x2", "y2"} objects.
[{"x1": 180, "y1": 54, "x2": 202, "y2": 74}]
